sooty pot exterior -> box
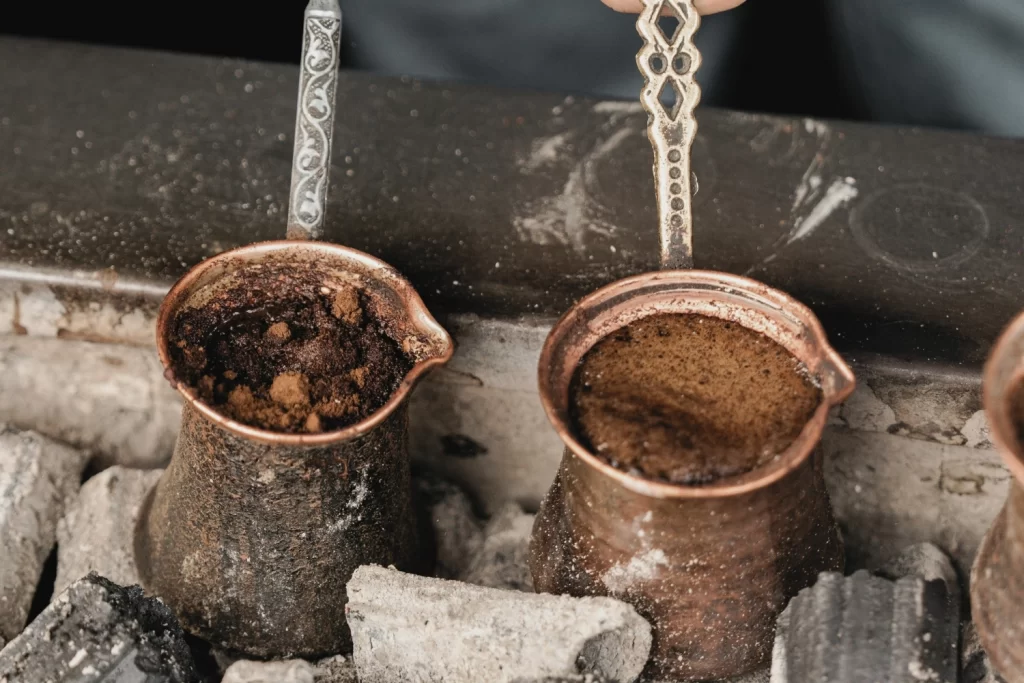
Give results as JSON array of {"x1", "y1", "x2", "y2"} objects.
[
  {"x1": 531, "y1": 444, "x2": 842, "y2": 680},
  {"x1": 136, "y1": 402, "x2": 423, "y2": 657},
  {"x1": 138, "y1": 241, "x2": 452, "y2": 658},
  {"x1": 972, "y1": 310, "x2": 1024, "y2": 683}
]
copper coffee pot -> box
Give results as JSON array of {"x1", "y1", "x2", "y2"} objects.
[
  {"x1": 135, "y1": 1, "x2": 453, "y2": 657},
  {"x1": 972, "y1": 310, "x2": 1024, "y2": 683},
  {"x1": 529, "y1": 1, "x2": 856, "y2": 679}
]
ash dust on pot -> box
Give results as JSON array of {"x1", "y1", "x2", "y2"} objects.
[{"x1": 168, "y1": 262, "x2": 412, "y2": 433}]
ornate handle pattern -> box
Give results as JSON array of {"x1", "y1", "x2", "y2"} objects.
[
  {"x1": 287, "y1": 0, "x2": 342, "y2": 240},
  {"x1": 636, "y1": 0, "x2": 702, "y2": 269}
]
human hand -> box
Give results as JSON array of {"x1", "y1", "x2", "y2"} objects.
[{"x1": 602, "y1": 0, "x2": 746, "y2": 15}]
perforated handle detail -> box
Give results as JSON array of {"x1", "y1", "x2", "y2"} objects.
[
  {"x1": 287, "y1": 0, "x2": 342, "y2": 240},
  {"x1": 636, "y1": 0, "x2": 702, "y2": 269}
]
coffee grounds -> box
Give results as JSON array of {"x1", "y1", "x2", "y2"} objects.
[
  {"x1": 569, "y1": 313, "x2": 823, "y2": 486},
  {"x1": 169, "y1": 267, "x2": 412, "y2": 434}
]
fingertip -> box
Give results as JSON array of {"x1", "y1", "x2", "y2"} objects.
[
  {"x1": 695, "y1": 0, "x2": 747, "y2": 14},
  {"x1": 601, "y1": 0, "x2": 642, "y2": 12},
  {"x1": 602, "y1": 0, "x2": 747, "y2": 15}
]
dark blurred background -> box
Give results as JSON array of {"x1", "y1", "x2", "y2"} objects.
[{"x1": 4, "y1": 0, "x2": 1023, "y2": 136}]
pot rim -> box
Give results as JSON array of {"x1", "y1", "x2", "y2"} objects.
[
  {"x1": 156, "y1": 239, "x2": 453, "y2": 447},
  {"x1": 983, "y1": 309, "x2": 1024, "y2": 485},
  {"x1": 537, "y1": 269, "x2": 856, "y2": 499}
]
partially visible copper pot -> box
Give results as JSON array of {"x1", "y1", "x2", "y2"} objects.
[
  {"x1": 972, "y1": 310, "x2": 1024, "y2": 683},
  {"x1": 135, "y1": 240, "x2": 452, "y2": 658},
  {"x1": 530, "y1": 270, "x2": 855, "y2": 681}
]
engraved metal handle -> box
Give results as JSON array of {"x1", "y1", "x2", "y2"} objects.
[
  {"x1": 637, "y1": 0, "x2": 702, "y2": 270},
  {"x1": 287, "y1": 0, "x2": 343, "y2": 241}
]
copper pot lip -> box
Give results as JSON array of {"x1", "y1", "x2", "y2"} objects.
[
  {"x1": 538, "y1": 269, "x2": 856, "y2": 500},
  {"x1": 983, "y1": 309, "x2": 1024, "y2": 485},
  {"x1": 156, "y1": 239, "x2": 454, "y2": 447}
]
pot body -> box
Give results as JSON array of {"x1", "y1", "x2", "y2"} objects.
[
  {"x1": 972, "y1": 482, "x2": 1024, "y2": 683},
  {"x1": 137, "y1": 240, "x2": 452, "y2": 658},
  {"x1": 531, "y1": 270, "x2": 855, "y2": 681},
  {"x1": 532, "y1": 444, "x2": 842, "y2": 680},
  {"x1": 136, "y1": 402, "x2": 423, "y2": 657},
  {"x1": 972, "y1": 310, "x2": 1024, "y2": 683}
]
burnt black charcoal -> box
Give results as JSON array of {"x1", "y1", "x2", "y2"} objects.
[
  {"x1": 771, "y1": 552, "x2": 960, "y2": 683},
  {"x1": 0, "y1": 573, "x2": 198, "y2": 683}
]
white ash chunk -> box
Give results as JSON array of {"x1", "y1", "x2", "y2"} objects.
[
  {"x1": 347, "y1": 565, "x2": 651, "y2": 683},
  {"x1": 222, "y1": 659, "x2": 315, "y2": 683},
  {"x1": 421, "y1": 476, "x2": 484, "y2": 580},
  {"x1": 0, "y1": 425, "x2": 88, "y2": 642},
  {"x1": 421, "y1": 476, "x2": 534, "y2": 592},
  {"x1": 461, "y1": 502, "x2": 534, "y2": 592},
  {"x1": 55, "y1": 466, "x2": 163, "y2": 596},
  {"x1": 879, "y1": 542, "x2": 961, "y2": 594},
  {"x1": 220, "y1": 656, "x2": 357, "y2": 683},
  {"x1": 0, "y1": 336, "x2": 181, "y2": 469}
]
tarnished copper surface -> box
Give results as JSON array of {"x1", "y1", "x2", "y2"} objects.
[
  {"x1": 137, "y1": 240, "x2": 452, "y2": 657},
  {"x1": 973, "y1": 310, "x2": 1024, "y2": 683},
  {"x1": 530, "y1": 270, "x2": 855, "y2": 681}
]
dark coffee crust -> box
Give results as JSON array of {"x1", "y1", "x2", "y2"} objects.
[{"x1": 168, "y1": 262, "x2": 411, "y2": 434}]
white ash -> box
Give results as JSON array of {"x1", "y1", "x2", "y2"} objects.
[
  {"x1": 313, "y1": 655, "x2": 358, "y2": 683},
  {"x1": 878, "y1": 542, "x2": 961, "y2": 594},
  {"x1": 55, "y1": 466, "x2": 163, "y2": 596},
  {"x1": 461, "y1": 502, "x2": 535, "y2": 591},
  {"x1": 420, "y1": 476, "x2": 484, "y2": 579},
  {"x1": 0, "y1": 424, "x2": 88, "y2": 642},
  {"x1": 0, "y1": 573, "x2": 197, "y2": 682},
  {"x1": 424, "y1": 477, "x2": 535, "y2": 592},
  {"x1": 602, "y1": 549, "x2": 668, "y2": 595},
  {"x1": 347, "y1": 565, "x2": 651, "y2": 683},
  {"x1": 223, "y1": 659, "x2": 315, "y2": 683},
  {"x1": 218, "y1": 655, "x2": 356, "y2": 683}
]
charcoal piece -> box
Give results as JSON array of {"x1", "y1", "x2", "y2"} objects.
[
  {"x1": 313, "y1": 655, "x2": 358, "y2": 683},
  {"x1": 347, "y1": 565, "x2": 651, "y2": 683},
  {"x1": 461, "y1": 502, "x2": 534, "y2": 592},
  {"x1": 0, "y1": 573, "x2": 198, "y2": 683},
  {"x1": 0, "y1": 336, "x2": 181, "y2": 469},
  {"x1": 878, "y1": 542, "x2": 961, "y2": 602},
  {"x1": 770, "y1": 568, "x2": 958, "y2": 683},
  {"x1": 0, "y1": 424, "x2": 89, "y2": 641},
  {"x1": 55, "y1": 466, "x2": 164, "y2": 596},
  {"x1": 420, "y1": 476, "x2": 534, "y2": 592}
]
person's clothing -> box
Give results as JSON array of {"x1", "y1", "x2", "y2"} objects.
[
  {"x1": 339, "y1": 0, "x2": 740, "y2": 104},
  {"x1": 829, "y1": 0, "x2": 1024, "y2": 137},
  {"x1": 340, "y1": 0, "x2": 1024, "y2": 137}
]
